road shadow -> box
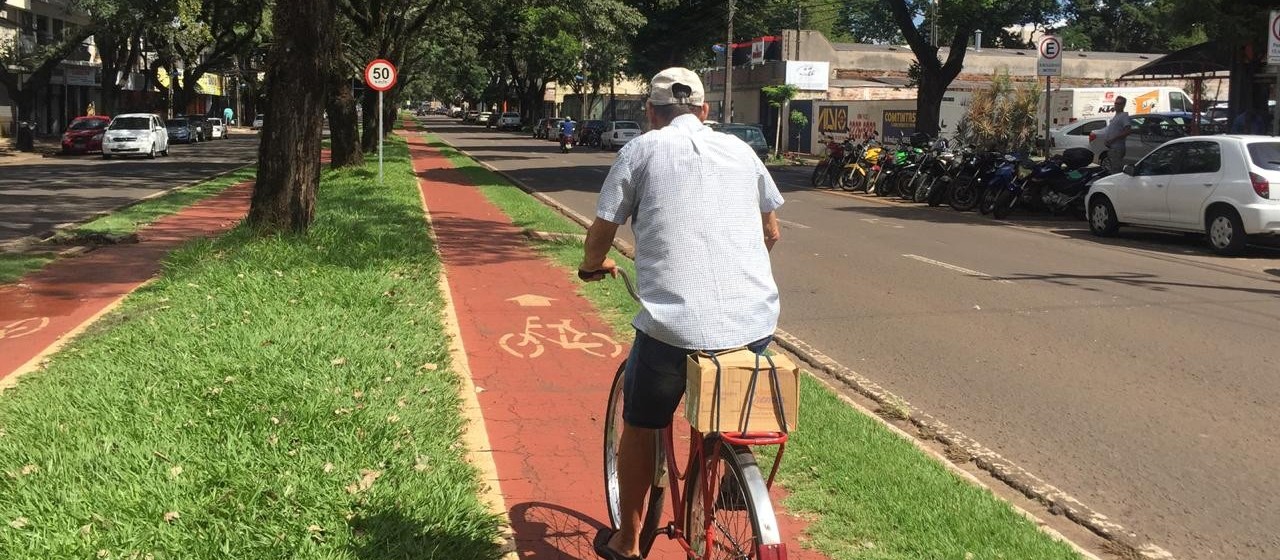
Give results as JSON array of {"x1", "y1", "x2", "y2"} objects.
[
  {"x1": 1000, "y1": 271, "x2": 1280, "y2": 298},
  {"x1": 829, "y1": 199, "x2": 1280, "y2": 261},
  {"x1": 348, "y1": 507, "x2": 504, "y2": 560},
  {"x1": 507, "y1": 501, "x2": 607, "y2": 560}
]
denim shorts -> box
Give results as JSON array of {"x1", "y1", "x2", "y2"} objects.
[{"x1": 622, "y1": 329, "x2": 772, "y2": 429}]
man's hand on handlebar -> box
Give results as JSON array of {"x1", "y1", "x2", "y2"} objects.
[{"x1": 578, "y1": 257, "x2": 618, "y2": 282}]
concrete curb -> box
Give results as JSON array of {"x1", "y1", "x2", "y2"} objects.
[
  {"x1": 425, "y1": 127, "x2": 1174, "y2": 560},
  {"x1": 1, "y1": 162, "x2": 255, "y2": 254}
]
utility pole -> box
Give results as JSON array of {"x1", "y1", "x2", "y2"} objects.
[{"x1": 724, "y1": 0, "x2": 735, "y2": 123}]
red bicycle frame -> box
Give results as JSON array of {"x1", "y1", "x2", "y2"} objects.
[{"x1": 656, "y1": 424, "x2": 789, "y2": 560}]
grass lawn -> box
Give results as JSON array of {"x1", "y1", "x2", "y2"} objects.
[
  {"x1": 0, "y1": 137, "x2": 501, "y2": 559},
  {"x1": 422, "y1": 129, "x2": 1081, "y2": 559},
  {"x1": 0, "y1": 253, "x2": 56, "y2": 284},
  {"x1": 72, "y1": 166, "x2": 258, "y2": 237}
]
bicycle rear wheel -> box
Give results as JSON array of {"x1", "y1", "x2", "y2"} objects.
[
  {"x1": 603, "y1": 362, "x2": 666, "y2": 557},
  {"x1": 684, "y1": 439, "x2": 783, "y2": 560}
]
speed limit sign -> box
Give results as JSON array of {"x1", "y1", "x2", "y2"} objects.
[{"x1": 364, "y1": 59, "x2": 397, "y2": 91}]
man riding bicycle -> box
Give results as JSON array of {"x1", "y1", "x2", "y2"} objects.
[{"x1": 579, "y1": 67, "x2": 784, "y2": 560}]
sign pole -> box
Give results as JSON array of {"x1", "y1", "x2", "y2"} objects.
[
  {"x1": 378, "y1": 90, "x2": 384, "y2": 183},
  {"x1": 363, "y1": 58, "x2": 397, "y2": 184},
  {"x1": 1044, "y1": 75, "x2": 1052, "y2": 157}
]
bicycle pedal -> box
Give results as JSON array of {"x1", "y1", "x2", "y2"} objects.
[{"x1": 713, "y1": 472, "x2": 749, "y2": 511}]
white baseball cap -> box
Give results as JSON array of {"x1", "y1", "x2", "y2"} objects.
[{"x1": 649, "y1": 67, "x2": 705, "y2": 106}]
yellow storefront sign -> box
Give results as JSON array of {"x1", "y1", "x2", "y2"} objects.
[{"x1": 154, "y1": 68, "x2": 224, "y2": 96}]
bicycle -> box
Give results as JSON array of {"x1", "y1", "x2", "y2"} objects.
[{"x1": 595, "y1": 269, "x2": 791, "y2": 560}]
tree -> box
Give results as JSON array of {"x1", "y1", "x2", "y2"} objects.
[
  {"x1": 247, "y1": 0, "x2": 336, "y2": 233},
  {"x1": 761, "y1": 84, "x2": 797, "y2": 157},
  {"x1": 1058, "y1": 0, "x2": 1201, "y2": 53},
  {"x1": 143, "y1": 0, "x2": 266, "y2": 117},
  {"x1": 0, "y1": 18, "x2": 95, "y2": 140},
  {"x1": 882, "y1": 0, "x2": 1057, "y2": 136}
]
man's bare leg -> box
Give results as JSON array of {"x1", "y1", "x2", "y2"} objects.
[{"x1": 605, "y1": 423, "x2": 656, "y2": 557}]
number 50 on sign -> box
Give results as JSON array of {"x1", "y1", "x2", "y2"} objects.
[{"x1": 364, "y1": 59, "x2": 397, "y2": 91}]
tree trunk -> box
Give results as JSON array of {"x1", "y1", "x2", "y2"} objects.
[
  {"x1": 360, "y1": 91, "x2": 378, "y2": 152},
  {"x1": 247, "y1": 0, "x2": 335, "y2": 234},
  {"x1": 326, "y1": 75, "x2": 362, "y2": 169},
  {"x1": 915, "y1": 77, "x2": 946, "y2": 137}
]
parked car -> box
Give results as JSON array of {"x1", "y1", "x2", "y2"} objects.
[
  {"x1": 60, "y1": 115, "x2": 111, "y2": 154},
  {"x1": 477, "y1": 111, "x2": 493, "y2": 126},
  {"x1": 713, "y1": 123, "x2": 770, "y2": 159},
  {"x1": 166, "y1": 118, "x2": 201, "y2": 144},
  {"x1": 575, "y1": 119, "x2": 606, "y2": 146},
  {"x1": 600, "y1": 120, "x2": 642, "y2": 150},
  {"x1": 102, "y1": 113, "x2": 169, "y2": 159},
  {"x1": 464, "y1": 110, "x2": 480, "y2": 123},
  {"x1": 208, "y1": 117, "x2": 226, "y2": 139},
  {"x1": 251, "y1": 114, "x2": 265, "y2": 130},
  {"x1": 1048, "y1": 117, "x2": 1107, "y2": 158},
  {"x1": 1100, "y1": 112, "x2": 1209, "y2": 168},
  {"x1": 497, "y1": 112, "x2": 521, "y2": 131},
  {"x1": 181, "y1": 114, "x2": 213, "y2": 141},
  {"x1": 1085, "y1": 135, "x2": 1280, "y2": 255},
  {"x1": 485, "y1": 111, "x2": 501, "y2": 128},
  {"x1": 534, "y1": 118, "x2": 563, "y2": 140},
  {"x1": 450, "y1": 107, "x2": 464, "y2": 118}
]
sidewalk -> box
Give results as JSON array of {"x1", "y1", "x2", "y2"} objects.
[
  {"x1": 402, "y1": 122, "x2": 828, "y2": 559},
  {"x1": 0, "y1": 182, "x2": 252, "y2": 384}
]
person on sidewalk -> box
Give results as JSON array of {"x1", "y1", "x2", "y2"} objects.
[
  {"x1": 1090, "y1": 95, "x2": 1131, "y2": 172},
  {"x1": 577, "y1": 67, "x2": 784, "y2": 560}
]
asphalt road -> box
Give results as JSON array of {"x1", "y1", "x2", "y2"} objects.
[
  {"x1": 0, "y1": 132, "x2": 258, "y2": 243},
  {"x1": 422, "y1": 115, "x2": 1280, "y2": 560}
]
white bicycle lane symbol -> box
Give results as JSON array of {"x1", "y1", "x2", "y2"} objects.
[
  {"x1": 499, "y1": 316, "x2": 622, "y2": 359},
  {"x1": 0, "y1": 317, "x2": 51, "y2": 341}
]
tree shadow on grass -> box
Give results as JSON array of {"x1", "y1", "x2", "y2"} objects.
[{"x1": 349, "y1": 509, "x2": 505, "y2": 560}]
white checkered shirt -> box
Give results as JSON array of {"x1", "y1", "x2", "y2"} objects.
[{"x1": 596, "y1": 114, "x2": 784, "y2": 350}]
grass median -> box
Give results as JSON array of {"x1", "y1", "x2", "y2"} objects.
[
  {"x1": 424, "y1": 130, "x2": 1081, "y2": 559},
  {"x1": 0, "y1": 167, "x2": 258, "y2": 285},
  {"x1": 0, "y1": 137, "x2": 501, "y2": 559}
]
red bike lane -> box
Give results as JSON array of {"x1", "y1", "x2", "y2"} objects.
[
  {"x1": 404, "y1": 126, "x2": 827, "y2": 560},
  {"x1": 0, "y1": 183, "x2": 253, "y2": 385}
]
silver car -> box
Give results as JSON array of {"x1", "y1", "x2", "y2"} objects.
[{"x1": 600, "y1": 121, "x2": 642, "y2": 151}]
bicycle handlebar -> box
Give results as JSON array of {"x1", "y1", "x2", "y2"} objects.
[{"x1": 578, "y1": 267, "x2": 639, "y2": 302}]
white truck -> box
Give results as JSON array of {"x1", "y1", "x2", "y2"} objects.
[{"x1": 940, "y1": 86, "x2": 1193, "y2": 138}]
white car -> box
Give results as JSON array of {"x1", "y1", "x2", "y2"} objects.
[
  {"x1": 209, "y1": 118, "x2": 226, "y2": 139},
  {"x1": 1085, "y1": 135, "x2": 1280, "y2": 255},
  {"x1": 497, "y1": 112, "x2": 521, "y2": 131},
  {"x1": 476, "y1": 111, "x2": 493, "y2": 126},
  {"x1": 102, "y1": 113, "x2": 169, "y2": 159},
  {"x1": 1048, "y1": 117, "x2": 1106, "y2": 158},
  {"x1": 601, "y1": 121, "x2": 642, "y2": 150},
  {"x1": 251, "y1": 114, "x2": 264, "y2": 130}
]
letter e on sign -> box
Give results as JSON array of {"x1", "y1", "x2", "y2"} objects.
[
  {"x1": 1037, "y1": 36, "x2": 1062, "y2": 77},
  {"x1": 365, "y1": 59, "x2": 397, "y2": 92}
]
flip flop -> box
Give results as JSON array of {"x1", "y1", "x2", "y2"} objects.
[{"x1": 593, "y1": 527, "x2": 643, "y2": 560}]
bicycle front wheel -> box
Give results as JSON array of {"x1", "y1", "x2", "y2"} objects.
[
  {"x1": 685, "y1": 439, "x2": 783, "y2": 560},
  {"x1": 603, "y1": 362, "x2": 666, "y2": 557}
]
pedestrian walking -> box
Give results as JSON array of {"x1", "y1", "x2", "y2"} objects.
[
  {"x1": 577, "y1": 66, "x2": 784, "y2": 560},
  {"x1": 1091, "y1": 95, "x2": 1132, "y2": 172}
]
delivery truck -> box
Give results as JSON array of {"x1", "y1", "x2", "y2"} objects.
[{"x1": 940, "y1": 86, "x2": 1193, "y2": 138}]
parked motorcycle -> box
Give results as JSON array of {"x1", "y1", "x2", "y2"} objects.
[
  {"x1": 988, "y1": 147, "x2": 1104, "y2": 219},
  {"x1": 811, "y1": 138, "x2": 852, "y2": 188}
]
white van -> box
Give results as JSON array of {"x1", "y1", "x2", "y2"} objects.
[{"x1": 1046, "y1": 87, "x2": 1193, "y2": 127}]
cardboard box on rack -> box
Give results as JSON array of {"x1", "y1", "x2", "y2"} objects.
[{"x1": 685, "y1": 348, "x2": 799, "y2": 433}]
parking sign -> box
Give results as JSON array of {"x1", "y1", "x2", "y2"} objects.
[
  {"x1": 1269, "y1": 11, "x2": 1280, "y2": 65},
  {"x1": 1037, "y1": 36, "x2": 1062, "y2": 77}
]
